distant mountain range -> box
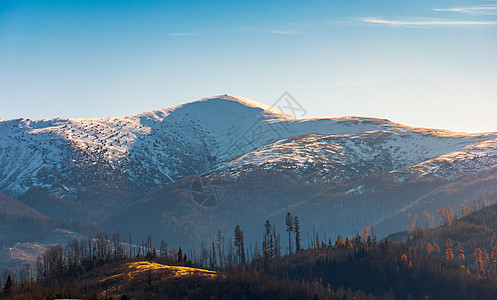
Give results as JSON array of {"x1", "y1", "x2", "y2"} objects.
[{"x1": 1, "y1": 94, "x2": 497, "y2": 263}]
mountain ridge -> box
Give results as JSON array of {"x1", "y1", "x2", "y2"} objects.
[{"x1": 1, "y1": 94, "x2": 497, "y2": 251}]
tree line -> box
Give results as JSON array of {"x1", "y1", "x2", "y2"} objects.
[{"x1": 3, "y1": 210, "x2": 497, "y2": 299}]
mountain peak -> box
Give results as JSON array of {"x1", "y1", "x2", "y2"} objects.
[
  {"x1": 181, "y1": 94, "x2": 292, "y2": 118},
  {"x1": 201, "y1": 94, "x2": 268, "y2": 108}
]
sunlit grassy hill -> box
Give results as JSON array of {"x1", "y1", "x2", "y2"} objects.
[{"x1": 90, "y1": 261, "x2": 217, "y2": 299}]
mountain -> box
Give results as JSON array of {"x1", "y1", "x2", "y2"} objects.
[
  {"x1": 1, "y1": 95, "x2": 285, "y2": 222},
  {"x1": 1, "y1": 94, "x2": 497, "y2": 252}
]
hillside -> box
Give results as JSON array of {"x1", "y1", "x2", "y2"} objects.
[
  {"x1": 4, "y1": 236, "x2": 497, "y2": 300},
  {"x1": 104, "y1": 163, "x2": 497, "y2": 249},
  {"x1": 0, "y1": 194, "x2": 50, "y2": 247},
  {"x1": 0, "y1": 195, "x2": 97, "y2": 270},
  {"x1": 387, "y1": 195, "x2": 497, "y2": 269}
]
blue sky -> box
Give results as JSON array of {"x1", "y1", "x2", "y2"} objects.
[{"x1": 1, "y1": 0, "x2": 496, "y2": 132}]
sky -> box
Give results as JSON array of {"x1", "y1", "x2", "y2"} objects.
[{"x1": 0, "y1": 0, "x2": 496, "y2": 133}]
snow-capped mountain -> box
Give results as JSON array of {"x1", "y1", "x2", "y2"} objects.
[
  {"x1": 1, "y1": 95, "x2": 494, "y2": 200},
  {"x1": 0, "y1": 95, "x2": 296, "y2": 221},
  {"x1": 1, "y1": 95, "x2": 280, "y2": 196},
  {"x1": 1, "y1": 94, "x2": 497, "y2": 252}
]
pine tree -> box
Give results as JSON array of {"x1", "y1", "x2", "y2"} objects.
[
  {"x1": 177, "y1": 247, "x2": 183, "y2": 262},
  {"x1": 234, "y1": 225, "x2": 245, "y2": 265},
  {"x1": 3, "y1": 274, "x2": 14, "y2": 296},
  {"x1": 273, "y1": 226, "x2": 281, "y2": 258},
  {"x1": 216, "y1": 229, "x2": 224, "y2": 267},
  {"x1": 285, "y1": 212, "x2": 294, "y2": 254},
  {"x1": 294, "y1": 215, "x2": 301, "y2": 252},
  {"x1": 211, "y1": 241, "x2": 217, "y2": 267},
  {"x1": 262, "y1": 222, "x2": 274, "y2": 264},
  {"x1": 264, "y1": 220, "x2": 273, "y2": 258}
]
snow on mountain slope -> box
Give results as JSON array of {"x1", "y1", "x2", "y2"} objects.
[
  {"x1": 1, "y1": 94, "x2": 495, "y2": 213},
  {"x1": 210, "y1": 129, "x2": 497, "y2": 183},
  {"x1": 0, "y1": 95, "x2": 289, "y2": 198},
  {"x1": 399, "y1": 138, "x2": 497, "y2": 179}
]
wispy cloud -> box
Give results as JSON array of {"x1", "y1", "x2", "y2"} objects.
[
  {"x1": 362, "y1": 18, "x2": 497, "y2": 27},
  {"x1": 432, "y1": 5, "x2": 497, "y2": 15}
]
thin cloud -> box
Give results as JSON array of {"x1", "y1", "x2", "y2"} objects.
[
  {"x1": 362, "y1": 18, "x2": 497, "y2": 27},
  {"x1": 432, "y1": 5, "x2": 497, "y2": 15}
]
